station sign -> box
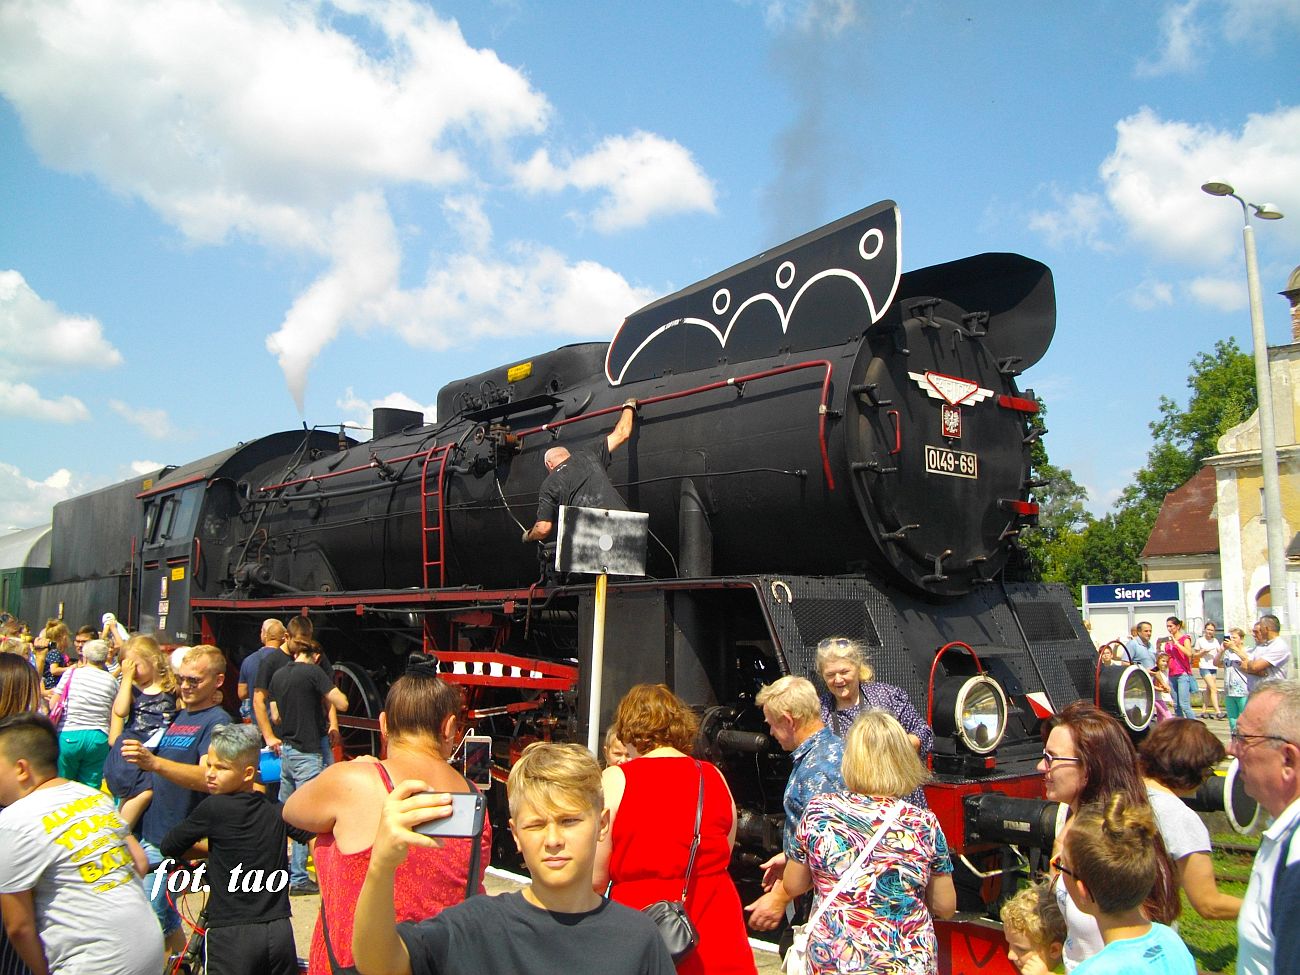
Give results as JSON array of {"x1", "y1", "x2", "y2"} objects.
[{"x1": 1083, "y1": 582, "x2": 1181, "y2": 605}]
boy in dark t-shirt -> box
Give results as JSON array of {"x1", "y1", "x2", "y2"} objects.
[
  {"x1": 161, "y1": 724, "x2": 313, "y2": 975},
  {"x1": 353, "y1": 741, "x2": 672, "y2": 975}
]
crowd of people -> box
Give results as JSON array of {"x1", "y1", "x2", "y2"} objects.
[
  {"x1": 0, "y1": 611, "x2": 1295, "y2": 975},
  {"x1": 1112, "y1": 615, "x2": 1290, "y2": 730}
]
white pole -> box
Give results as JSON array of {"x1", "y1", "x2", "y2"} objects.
[{"x1": 1241, "y1": 217, "x2": 1289, "y2": 628}]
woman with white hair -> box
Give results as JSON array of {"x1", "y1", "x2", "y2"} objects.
[
  {"x1": 783, "y1": 710, "x2": 956, "y2": 974},
  {"x1": 46, "y1": 637, "x2": 118, "y2": 786},
  {"x1": 814, "y1": 636, "x2": 933, "y2": 806}
]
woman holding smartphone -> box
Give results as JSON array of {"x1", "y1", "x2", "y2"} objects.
[{"x1": 283, "y1": 661, "x2": 490, "y2": 975}]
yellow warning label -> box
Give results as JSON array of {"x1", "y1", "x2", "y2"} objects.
[
  {"x1": 507, "y1": 362, "x2": 532, "y2": 383},
  {"x1": 170, "y1": 567, "x2": 185, "y2": 581}
]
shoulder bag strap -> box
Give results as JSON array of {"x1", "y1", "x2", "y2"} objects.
[
  {"x1": 679, "y1": 760, "x2": 705, "y2": 902},
  {"x1": 464, "y1": 780, "x2": 484, "y2": 900},
  {"x1": 804, "y1": 800, "x2": 905, "y2": 935},
  {"x1": 319, "y1": 895, "x2": 355, "y2": 975}
]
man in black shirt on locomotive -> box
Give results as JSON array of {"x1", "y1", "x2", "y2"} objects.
[{"x1": 521, "y1": 398, "x2": 637, "y2": 575}]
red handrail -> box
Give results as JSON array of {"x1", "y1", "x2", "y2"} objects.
[
  {"x1": 516, "y1": 360, "x2": 838, "y2": 490},
  {"x1": 258, "y1": 448, "x2": 434, "y2": 493}
]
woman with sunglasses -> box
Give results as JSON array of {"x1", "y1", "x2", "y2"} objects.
[
  {"x1": 283, "y1": 662, "x2": 490, "y2": 975},
  {"x1": 1137, "y1": 718, "x2": 1241, "y2": 920},
  {"x1": 814, "y1": 636, "x2": 933, "y2": 807},
  {"x1": 1038, "y1": 702, "x2": 1179, "y2": 971}
]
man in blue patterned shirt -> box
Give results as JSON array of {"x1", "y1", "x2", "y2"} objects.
[{"x1": 744, "y1": 675, "x2": 845, "y2": 932}]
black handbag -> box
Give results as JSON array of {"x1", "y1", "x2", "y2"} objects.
[{"x1": 639, "y1": 761, "x2": 703, "y2": 962}]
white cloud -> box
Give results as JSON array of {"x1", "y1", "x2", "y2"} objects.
[
  {"x1": 1222, "y1": 0, "x2": 1300, "y2": 40},
  {"x1": 389, "y1": 244, "x2": 659, "y2": 345},
  {"x1": 1027, "y1": 191, "x2": 1111, "y2": 251},
  {"x1": 753, "y1": 0, "x2": 862, "y2": 35},
  {"x1": 0, "y1": 0, "x2": 550, "y2": 251},
  {"x1": 1136, "y1": 0, "x2": 1207, "y2": 77},
  {"x1": 0, "y1": 1, "x2": 709, "y2": 408},
  {"x1": 0, "y1": 462, "x2": 82, "y2": 529},
  {"x1": 130, "y1": 460, "x2": 163, "y2": 476},
  {"x1": 1187, "y1": 274, "x2": 1246, "y2": 311},
  {"x1": 1126, "y1": 279, "x2": 1176, "y2": 310},
  {"x1": 0, "y1": 384, "x2": 89, "y2": 423},
  {"x1": 337, "y1": 388, "x2": 439, "y2": 430},
  {"x1": 1098, "y1": 105, "x2": 1300, "y2": 264},
  {"x1": 266, "y1": 195, "x2": 657, "y2": 411},
  {"x1": 265, "y1": 192, "x2": 401, "y2": 411},
  {"x1": 442, "y1": 195, "x2": 493, "y2": 253},
  {"x1": 109, "y1": 400, "x2": 178, "y2": 439},
  {"x1": 515, "y1": 132, "x2": 717, "y2": 232},
  {"x1": 0, "y1": 270, "x2": 123, "y2": 372},
  {"x1": 1031, "y1": 104, "x2": 1300, "y2": 275}
]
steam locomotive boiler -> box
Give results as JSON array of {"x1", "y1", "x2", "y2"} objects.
[{"x1": 21, "y1": 200, "x2": 1157, "y2": 968}]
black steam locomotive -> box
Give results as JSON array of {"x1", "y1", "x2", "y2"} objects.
[{"x1": 20, "y1": 200, "x2": 1162, "y2": 966}]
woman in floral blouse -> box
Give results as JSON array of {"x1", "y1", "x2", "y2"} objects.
[{"x1": 784, "y1": 709, "x2": 955, "y2": 974}]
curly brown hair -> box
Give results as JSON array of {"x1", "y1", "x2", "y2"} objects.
[{"x1": 613, "y1": 684, "x2": 699, "y2": 755}]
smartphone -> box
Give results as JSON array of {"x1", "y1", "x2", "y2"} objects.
[
  {"x1": 412, "y1": 791, "x2": 485, "y2": 837},
  {"x1": 461, "y1": 734, "x2": 493, "y2": 791}
]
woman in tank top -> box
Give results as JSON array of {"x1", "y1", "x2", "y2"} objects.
[{"x1": 283, "y1": 662, "x2": 490, "y2": 975}]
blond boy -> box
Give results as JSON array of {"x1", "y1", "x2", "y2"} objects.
[
  {"x1": 353, "y1": 741, "x2": 673, "y2": 975},
  {"x1": 1000, "y1": 881, "x2": 1065, "y2": 974}
]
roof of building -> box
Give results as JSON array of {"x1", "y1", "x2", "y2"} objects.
[{"x1": 1140, "y1": 466, "x2": 1219, "y2": 559}]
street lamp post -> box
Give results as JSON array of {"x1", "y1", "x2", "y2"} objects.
[{"x1": 1201, "y1": 181, "x2": 1288, "y2": 627}]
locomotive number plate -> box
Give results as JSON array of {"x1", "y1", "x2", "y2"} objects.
[{"x1": 925, "y1": 445, "x2": 978, "y2": 479}]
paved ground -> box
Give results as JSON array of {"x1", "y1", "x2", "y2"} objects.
[{"x1": 285, "y1": 868, "x2": 783, "y2": 973}]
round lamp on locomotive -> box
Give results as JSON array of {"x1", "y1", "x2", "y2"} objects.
[
  {"x1": 932, "y1": 673, "x2": 1008, "y2": 755},
  {"x1": 1097, "y1": 663, "x2": 1155, "y2": 733}
]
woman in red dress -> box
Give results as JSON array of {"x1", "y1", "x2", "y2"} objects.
[{"x1": 595, "y1": 684, "x2": 757, "y2": 975}]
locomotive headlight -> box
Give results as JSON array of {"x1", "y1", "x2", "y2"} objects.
[
  {"x1": 934, "y1": 675, "x2": 1008, "y2": 754},
  {"x1": 1098, "y1": 664, "x2": 1154, "y2": 732}
]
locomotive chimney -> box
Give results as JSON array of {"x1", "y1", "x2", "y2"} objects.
[{"x1": 372, "y1": 408, "x2": 424, "y2": 441}]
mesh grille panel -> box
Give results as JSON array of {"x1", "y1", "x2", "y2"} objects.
[{"x1": 1011, "y1": 600, "x2": 1078, "y2": 643}]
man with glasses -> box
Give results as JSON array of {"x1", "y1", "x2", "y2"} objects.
[
  {"x1": 121, "y1": 644, "x2": 232, "y2": 953},
  {"x1": 1230, "y1": 680, "x2": 1300, "y2": 975}
]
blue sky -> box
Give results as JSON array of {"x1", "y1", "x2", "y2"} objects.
[{"x1": 2, "y1": 0, "x2": 1298, "y2": 532}]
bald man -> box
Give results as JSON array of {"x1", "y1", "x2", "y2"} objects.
[{"x1": 522, "y1": 399, "x2": 637, "y2": 570}]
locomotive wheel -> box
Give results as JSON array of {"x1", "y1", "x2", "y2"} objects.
[{"x1": 332, "y1": 661, "x2": 383, "y2": 758}]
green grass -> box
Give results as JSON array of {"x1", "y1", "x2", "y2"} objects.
[{"x1": 1177, "y1": 839, "x2": 1259, "y2": 973}]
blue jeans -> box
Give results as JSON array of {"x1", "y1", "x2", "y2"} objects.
[
  {"x1": 279, "y1": 744, "x2": 325, "y2": 887},
  {"x1": 139, "y1": 839, "x2": 182, "y2": 935},
  {"x1": 1171, "y1": 673, "x2": 1196, "y2": 719}
]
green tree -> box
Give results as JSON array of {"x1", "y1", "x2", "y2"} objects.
[
  {"x1": 1118, "y1": 338, "x2": 1257, "y2": 519},
  {"x1": 1025, "y1": 337, "x2": 1256, "y2": 590}
]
